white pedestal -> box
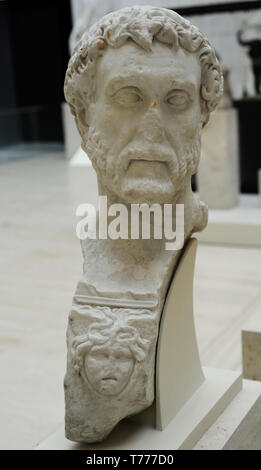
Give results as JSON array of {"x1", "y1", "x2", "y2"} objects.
[
  {"x1": 35, "y1": 367, "x2": 241, "y2": 450},
  {"x1": 223, "y1": 394, "x2": 261, "y2": 450},
  {"x1": 194, "y1": 379, "x2": 261, "y2": 450},
  {"x1": 155, "y1": 238, "x2": 205, "y2": 431}
]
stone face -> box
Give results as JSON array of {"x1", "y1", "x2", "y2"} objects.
[
  {"x1": 64, "y1": 5, "x2": 223, "y2": 443},
  {"x1": 65, "y1": 305, "x2": 158, "y2": 442}
]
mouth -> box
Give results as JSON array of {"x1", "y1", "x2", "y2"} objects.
[
  {"x1": 123, "y1": 158, "x2": 169, "y2": 172},
  {"x1": 101, "y1": 377, "x2": 117, "y2": 382}
]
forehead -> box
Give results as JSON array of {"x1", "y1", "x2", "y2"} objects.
[
  {"x1": 96, "y1": 41, "x2": 201, "y2": 91},
  {"x1": 90, "y1": 344, "x2": 131, "y2": 354}
]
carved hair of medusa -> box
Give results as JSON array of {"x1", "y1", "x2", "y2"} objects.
[
  {"x1": 64, "y1": 5, "x2": 223, "y2": 146},
  {"x1": 71, "y1": 305, "x2": 156, "y2": 374}
]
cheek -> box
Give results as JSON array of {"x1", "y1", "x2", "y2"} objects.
[
  {"x1": 182, "y1": 119, "x2": 201, "y2": 142},
  {"x1": 92, "y1": 108, "x2": 117, "y2": 140},
  {"x1": 165, "y1": 108, "x2": 201, "y2": 144},
  {"x1": 85, "y1": 357, "x2": 102, "y2": 379},
  {"x1": 183, "y1": 103, "x2": 202, "y2": 137},
  {"x1": 116, "y1": 359, "x2": 134, "y2": 377},
  {"x1": 93, "y1": 104, "x2": 139, "y2": 148}
]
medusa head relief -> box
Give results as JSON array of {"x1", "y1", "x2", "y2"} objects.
[{"x1": 70, "y1": 305, "x2": 157, "y2": 397}]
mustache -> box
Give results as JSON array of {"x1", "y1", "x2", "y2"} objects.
[{"x1": 117, "y1": 145, "x2": 178, "y2": 172}]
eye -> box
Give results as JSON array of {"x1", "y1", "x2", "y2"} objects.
[
  {"x1": 166, "y1": 91, "x2": 190, "y2": 109},
  {"x1": 117, "y1": 354, "x2": 132, "y2": 362},
  {"x1": 112, "y1": 87, "x2": 142, "y2": 107},
  {"x1": 89, "y1": 351, "x2": 108, "y2": 361}
]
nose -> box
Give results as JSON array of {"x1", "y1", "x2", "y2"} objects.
[
  {"x1": 137, "y1": 105, "x2": 166, "y2": 143},
  {"x1": 103, "y1": 356, "x2": 115, "y2": 373}
]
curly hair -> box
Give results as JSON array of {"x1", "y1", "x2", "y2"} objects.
[
  {"x1": 71, "y1": 305, "x2": 156, "y2": 374},
  {"x1": 64, "y1": 6, "x2": 223, "y2": 144}
]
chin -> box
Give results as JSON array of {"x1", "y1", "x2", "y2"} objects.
[{"x1": 115, "y1": 177, "x2": 181, "y2": 205}]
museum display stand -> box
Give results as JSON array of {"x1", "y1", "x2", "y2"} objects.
[{"x1": 36, "y1": 239, "x2": 242, "y2": 450}]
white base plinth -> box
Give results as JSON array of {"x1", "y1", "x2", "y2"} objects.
[
  {"x1": 35, "y1": 367, "x2": 241, "y2": 450},
  {"x1": 197, "y1": 194, "x2": 261, "y2": 247},
  {"x1": 194, "y1": 379, "x2": 261, "y2": 450}
]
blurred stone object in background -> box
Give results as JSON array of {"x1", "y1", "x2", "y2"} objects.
[
  {"x1": 197, "y1": 60, "x2": 240, "y2": 209},
  {"x1": 237, "y1": 13, "x2": 261, "y2": 96},
  {"x1": 257, "y1": 169, "x2": 261, "y2": 206},
  {"x1": 69, "y1": 0, "x2": 115, "y2": 53}
]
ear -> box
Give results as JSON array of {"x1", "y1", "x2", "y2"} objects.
[
  {"x1": 200, "y1": 108, "x2": 209, "y2": 128},
  {"x1": 73, "y1": 94, "x2": 90, "y2": 140},
  {"x1": 75, "y1": 95, "x2": 90, "y2": 126},
  {"x1": 199, "y1": 88, "x2": 210, "y2": 128}
]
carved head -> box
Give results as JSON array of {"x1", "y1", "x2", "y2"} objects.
[
  {"x1": 71, "y1": 306, "x2": 155, "y2": 396},
  {"x1": 65, "y1": 6, "x2": 223, "y2": 203}
]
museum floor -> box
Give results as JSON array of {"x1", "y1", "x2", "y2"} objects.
[{"x1": 1, "y1": 153, "x2": 261, "y2": 450}]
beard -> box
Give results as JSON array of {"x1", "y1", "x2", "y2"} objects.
[{"x1": 85, "y1": 124, "x2": 201, "y2": 204}]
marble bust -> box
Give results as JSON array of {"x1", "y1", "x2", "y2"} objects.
[{"x1": 64, "y1": 5, "x2": 223, "y2": 443}]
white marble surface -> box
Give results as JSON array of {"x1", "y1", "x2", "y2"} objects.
[
  {"x1": 206, "y1": 194, "x2": 261, "y2": 224},
  {"x1": 194, "y1": 379, "x2": 261, "y2": 450},
  {"x1": 197, "y1": 194, "x2": 261, "y2": 246},
  {"x1": 0, "y1": 154, "x2": 261, "y2": 449}
]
